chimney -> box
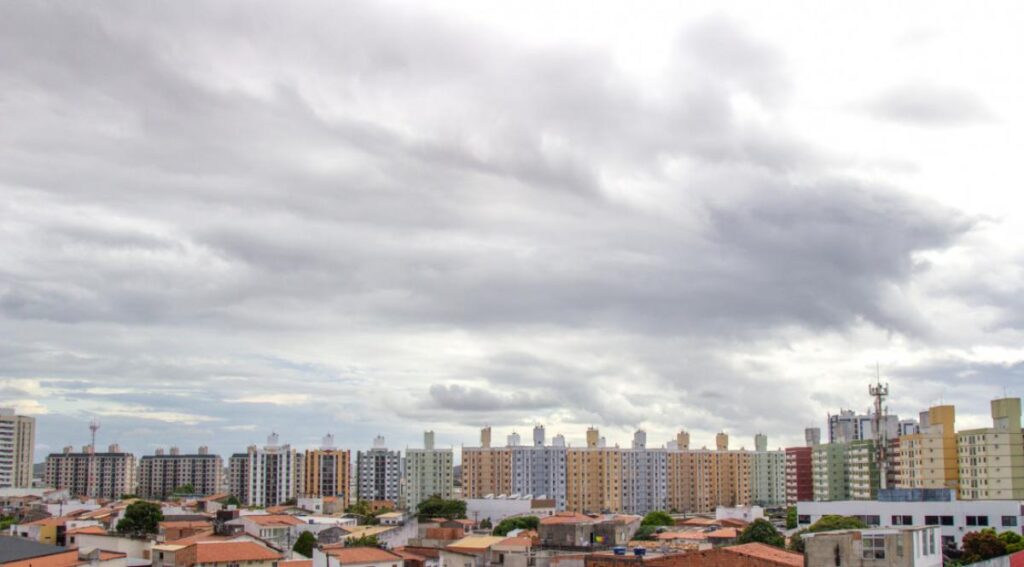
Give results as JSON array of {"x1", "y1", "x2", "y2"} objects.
[
  {"x1": 676, "y1": 431, "x2": 690, "y2": 450},
  {"x1": 198, "y1": 446, "x2": 209, "y2": 455},
  {"x1": 169, "y1": 446, "x2": 180, "y2": 456},
  {"x1": 533, "y1": 425, "x2": 545, "y2": 447},
  {"x1": 108, "y1": 444, "x2": 120, "y2": 453},
  {"x1": 481, "y1": 427, "x2": 492, "y2": 449},
  {"x1": 715, "y1": 433, "x2": 728, "y2": 451},
  {"x1": 155, "y1": 448, "x2": 165, "y2": 456},
  {"x1": 63, "y1": 446, "x2": 73, "y2": 455},
  {"x1": 586, "y1": 427, "x2": 599, "y2": 448},
  {"x1": 424, "y1": 431, "x2": 435, "y2": 450}
]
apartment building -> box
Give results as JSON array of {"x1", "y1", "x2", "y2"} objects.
[
  {"x1": 785, "y1": 446, "x2": 813, "y2": 505},
  {"x1": 228, "y1": 433, "x2": 299, "y2": 507},
  {"x1": 567, "y1": 428, "x2": 625, "y2": 514},
  {"x1": 957, "y1": 397, "x2": 1024, "y2": 500},
  {"x1": 355, "y1": 436, "x2": 401, "y2": 504},
  {"x1": 44, "y1": 445, "x2": 136, "y2": 499},
  {"x1": 0, "y1": 408, "x2": 35, "y2": 488},
  {"x1": 667, "y1": 432, "x2": 751, "y2": 514},
  {"x1": 461, "y1": 427, "x2": 512, "y2": 499},
  {"x1": 403, "y1": 431, "x2": 454, "y2": 511},
  {"x1": 138, "y1": 446, "x2": 222, "y2": 500},
  {"x1": 847, "y1": 440, "x2": 880, "y2": 500},
  {"x1": 897, "y1": 405, "x2": 958, "y2": 492},
  {"x1": 813, "y1": 443, "x2": 848, "y2": 501},
  {"x1": 621, "y1": 430, "x2": 667, "y2": 515},
  {"x1": 750, "y1": 434, "x2": 786, "y2": 508},
  {"x1": 302, "y1": 434, "x2": 352, "y2": 507},
  {"x1": 803, "y1": 526, "x2": 942, "y2": 567},
  {"x1": 508, "y1": 426, "x2": 568, "y2": 511}
]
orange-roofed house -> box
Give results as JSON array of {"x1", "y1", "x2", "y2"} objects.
[
  {"x1": 316, "y1": 546, "x2": 404, "y2": 567},
  {"x1": 177, "y1": 541, "x2": 282, "y2": 567},
  {"x1": 637, "y1": 542, "x2": 804, "y2": 567},
  {"x1": 160, "y1": 520, "x2": 213, "y2": 542},
  {"x1": 234, "y1": 514, "x2": 305, "y2": 548}
]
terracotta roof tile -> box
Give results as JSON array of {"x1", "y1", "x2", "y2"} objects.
[
  {"x1": 323, "y1": 547, "x2": 403, "y2": 564},
  {"x1": 243, "y1": 514, "x2": 305, "y2": 526},
  {"x1": 724, "y1": 543, "x2": 803, "y2": 567},
  {"x1": 190, "y1": 541, "x2": 282, "y2": 564},
  {"x1": 539, "y1": 512, "x2": 594, "y2": 526}
]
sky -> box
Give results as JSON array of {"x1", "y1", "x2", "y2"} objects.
[{"x1": 3, "y1": 1, "x2": 1024, "y2": 461}]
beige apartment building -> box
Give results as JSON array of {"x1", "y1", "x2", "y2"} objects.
[
  {"x1": 45, "y1": 444, "x2": 136, "y2": 499},
  {"x1": 138, "y1": 446, "x2": 222, "y2": 500},
  {"x1": 667, "y1": 431, "x2": 751, "y2": 513},
  {"x1": 303, "y1": 434, "x2": 352, "y2": 506},
  {"x1": 0, "y1": 408, "x2": 36, "y2": 488},
  {"x1": 957, "y1": 397, "x2": 1024, "y2": 500},
  {"x1": 566, "y1": 427, "x2": 624, "y2": 513},
  {"x1": 461, "y1": 427, "x2": 512, "y2": 499},
  {"x1": 896, "y1": 405, "x2": 958, "y2": 492}
]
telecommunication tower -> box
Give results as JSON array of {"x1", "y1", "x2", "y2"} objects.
[
  {"x1": 869, "y1": 367, "x2": 890, "y2": 490},
  {"x1": 89, "y1": 419, "x2": 101, "y2": 449}
]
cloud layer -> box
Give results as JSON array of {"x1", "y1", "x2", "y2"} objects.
[{"x1": 2, "y1": 1, "x2": 1022, "y2": 457}]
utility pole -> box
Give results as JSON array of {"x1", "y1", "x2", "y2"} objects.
[{"x1": 869, "y1": 365, "x2": 890, "y2": 491}]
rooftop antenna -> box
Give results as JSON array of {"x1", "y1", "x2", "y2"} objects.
[
  {"x1": 869, "y1": 364, "x2": 890, "y2": 490},
  {"x1": 89, "y1": 419, "x2": 101, "y2": 449}
]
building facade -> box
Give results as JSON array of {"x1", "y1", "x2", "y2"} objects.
[
  {"x1": 461, "y1": 427, "x2": 513, "y2": 500},
  {"x1": 957, "y1": 397, "x2": 1024, "y2": 500},
  {"x1": 356, "y1": 436, "x2": 401, "y2": 504},
  {"x1": 785, "y1": 446, "x2": 813, "y2": 505},
  {"x1": 303, "y1": 434, "x2": 352, "y2": 507},
  {"x1": 44, "y1": 445, "x2": 136, "y2": 499},
  {"x1": 0, "y1": 408, "x2": 35, "y2": 488},
  {"x1": 621, "y1": 430, "x2": 667, "y2": 515},
  {"x1": 403, "y1": 431, "x2": 454, "y2": 511},
  {"x1": 566, "y1": 428, "x2": 623, "y2": 514},
  {"x1": 750, "y1": 435, "x2": 786, "y2": 508},
  {"x1": 667, "y1": 432, "x2": 751, "y2": 514},
  {"x1": 138, "y1": 446, "x2": 222, "y2": 500},
  {"x1": 228, "y1": 434, "x2": 299, "y2": 507},
  {"x1": 897, "y1": 405, "x2": 958, "y2": 492}
]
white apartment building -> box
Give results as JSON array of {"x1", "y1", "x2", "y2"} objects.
[
  {"x1": 0, "y1": 408, "x2": 35, "y2": 488},
  {"x1": 797, "y1": 492, "x2": 1024, "y2": 548},
  {"x1": 957, "y1": 397, "x2": 1024, "y2": 500},
  {"x1": 622, "y1": 430, "x2": 667, "y2": 515},
  {"x1": 508, "y1": 426, "x2": 568, "y2": 511},
  {"x1": 356, "y1": 436, "x2": 402, "y2": 504},
  {"x1": 403, "y1": 431, "x2": 454, "y2": 511},
  {"x1": 228, "y1": 434, "x2": 299, "y2": 507}
]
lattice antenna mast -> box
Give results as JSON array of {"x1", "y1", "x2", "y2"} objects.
[
  {"x1": 89, "y1": 419, "x2": 101, "y2": 449},
  {"x1": 869, "y1": 365, "x2": 890, "y2": 490}
]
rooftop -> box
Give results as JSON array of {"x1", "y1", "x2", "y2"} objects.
[
  {"x1": 0, "y1": 535, "x2": 70, "y2": 563},
  {"x1": 190, "y1": 541, "x2": 282, "y2": 564},
  {"x1": 323, "y1": 547, "x2": 403, "y2": 564},
  {"x1": 723, "y1": 543, "x2": 803, "y2": 567}
]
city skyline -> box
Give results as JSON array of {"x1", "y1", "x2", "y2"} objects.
[{"x1": 4, "y1": 3, "x2": 1024, "y2": 461}]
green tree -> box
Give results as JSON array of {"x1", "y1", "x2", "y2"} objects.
[
  {"x1": 788, "y1": 516, "x2": 867, "y2": 552},
  {"x1": 293, "y1": 531, "x2": 316, "y2": 557},
  {"x1": 735, "y1": 519, "x2": 785, "y2": 548},
  {"x1": 171, "y1": 484, "x2": 196, "y2": 496},
  {"x1": 480, "y1": 518, "x2": 493, "y2": 530},
  {"x1": 785, "y1": 507, "x2": 797, "y2": 530},
  {"x1": 999, "y1": 530, "x2": 1024, "y2": 554},
  {"x1": 416, "y1": 495, "x2": 467, "y2": 520},
  {"x1": 962, "y1": 529, "x2": 1007, "y2": 563},
  {"x1": 222, "y1": 495, "x2": 241, "y2": 507},
  {"x1": 641, "y1": 511, "x2": 674, "y2": 527},
  {"x1": 116, "y1": 500, "x2": 164, "y2": 538},
  {"x1": 346, "y1": 535, "x2": 380, "y2": 548},
  {"x1": 493, "y1": 516, "x2": 540, "y2": 536},
  {"x1": 633, "y1": 525, "x2": 659, "y2": 541}
]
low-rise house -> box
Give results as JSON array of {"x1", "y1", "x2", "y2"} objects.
[
  {"x1": 802, "y1": 527, "x2": 942, "y2": 567},
  {"x1": 176, "y1": 541, "x2": 282, "y2": 567},
  {"x1": 314, "y1": 545, "x2": 404, "y2": 567},
  {"x1": 440, "y1": 536, "x2": 509, "y2": 567},
  {"x1": 0, "y1": 535, "x2": 128, "y2": 567},
  {"x1": 160, "y1": 520, "x2": 214, "y2": 542},
  {"x1": 233, "y1": 514, "x2": 305, "y2": 548},
  {"x1": 583, "y1": 543, "x2": 803, "y2": 567}
]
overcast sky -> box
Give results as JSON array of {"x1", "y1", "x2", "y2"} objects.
[{"x1": 3, "y1": 1, "x2": 1024, "y2": 460}]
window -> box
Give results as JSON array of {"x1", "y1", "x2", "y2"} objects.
[
  {"x1": 892, "y1": 515, "x2": 913, "y2": 526},
  {"x1": 863, "y1": 535, "x2": 886, "y2": 560},
  {"x1": 1003, "y1": 516, "x2": 1018, "y2": 527},
  {"x1": 924, "y1": 515, "x2": 939, "y2": 525},
  {"x1": 941, "y1": 516, "x2": 954, "y2": 526},
  {"x1": 798, "y1": 515, "x2": 811, "y2": 525},
  {"x1": 967, "y1": 515, "x2": 989, "y2": 526}
]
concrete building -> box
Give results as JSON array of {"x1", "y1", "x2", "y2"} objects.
[
  {"x1": 302, "y1": 434, "x2": 352, "y2": 507},
  {"x1": 461, "y1": 428, "x2": 513, "y2": 500},
  {"x1": 785, "y1": 446, "x2": 813, "y2": 505},
  {"x1": 566, "y1": 428, "x2": 622, "y2": 514},
  {"x1": 750, "y1": 434, "x2": 786, "y2": 508},
  {"x1": 404, "y1": 431, "x2": 454, "y2": 511},
  {"x1": 667, "y1": 431, "x2": 751, "y2": 514},
  {"x1": 0, "y1": 409, "x2": 35, "y2": 489},
  {"x1": 228, "y1": 433, "x2": 299, "y2": 507},
  {"x1": 957, "y1": 397, "x2": 1024, "y2": 500},
  {"x1": 796, "y1": 490, "x2": 1024, "y2": 548},
  {"x1": 803, "y1": 526, "x2": 942, "y2": 567},
  {"x1": 621, "y1": 430, "x2": 667, "y2": 515},
  {"x1": 44, "y1": 445, "x2": 136, "y2": 499},
  {"x1": 813, "y1": 443, "x2": 848, "y2": 501},
  {"x1": 356, "y1": 436, "x2": 401, "y2": 504},
  {"x1": 465, "y1": 495, "x2": 557, "y2": 525},
  {"x1": 829, "y1": 409, "x2": 903, "y2": 444},
  {"x1": 138, "y1": 447, "x2": 221, "y2": 500},
  {"x1": 896, "y1": 405, "x2": 958, "y2": 492},
  {"x1": 507, "y1": 426, "x2": 568, "y2": 511},
  {"x1": 847, "y1": 440, "x2": 881, "y2": 501},
  {"x1": 805, "y1": 427, "x2": 821, "y2": 447}
]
